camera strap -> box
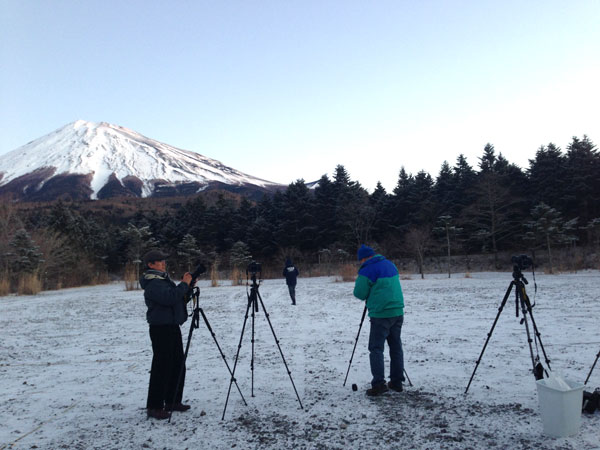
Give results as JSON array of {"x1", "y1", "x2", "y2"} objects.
[{"x1": 530, "y1": 252, "x2": 538, "y2": 308}]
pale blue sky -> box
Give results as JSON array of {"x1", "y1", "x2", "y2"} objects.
[{"x1": 1, "y1": 1, "x2": 599, "y2": 191}]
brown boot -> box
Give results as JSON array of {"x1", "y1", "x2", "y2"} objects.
[
  {"x1": 387, "y1": 381, "x2": 403, "y2": 392},
  {"x1": 147, "y1": 408, "x2": 169, "y2": 420},
  {"x1": 366, "y1": 383, "x2": 389, "y2": 396},
  {"x1": 166, "y1": 402, "x2": 191, "y2": 412}
]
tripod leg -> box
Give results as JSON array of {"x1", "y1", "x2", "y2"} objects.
[
  {"x1": 518, "y1": 292, "x2": 541, "y2": 379},
  {"x1": 168, "y1": 308, "x2": 197, "y2": 422},
  {"x1": 222, "y1": 295, "x2": 253, "y2": 420},
  {"x1": 343, "y1": 305, "x2": 367, "y2": 386},
  {"x1": 251, "y1": 292, "x2": 256, "y2": 397},
  {"x1": 256, "y1": 290, "x2": 304, "y2": 409},
  {"x1": 403, "y1": 369, "x2": 413, "y2": 387},
  {"x1": 585, "y1": 350, "x2": 600, "y2": 385},
  {"x1": 521, "y1": 287, "x2": 552, "y2": 374},
  {"x1": 465, "y1": 281, "x2": 514, "y2": 394},
  {"x1": 198, "y1": 308, "x2": 247, "y2": 406}
]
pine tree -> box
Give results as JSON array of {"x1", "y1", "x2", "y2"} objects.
[
  {"x1": 277, "y1": 179, "x2": 316, "y2": 251},
  {"x1": 229, "y1": 241, "x2": 252, "y2": 268},
  {"x1": 331, "y1": 165, "x2": 364, "y2": 249},
  {"x1": 433, "y1": 161, "x2": 456, "y2": 216},
  {"x1": 390, "y1": 167, "x2": 414, "y2": 235},
  {"x1": 527, "y1": 143, "x2": 566, "y2": 210},
  {"x1": 174, "y1": 197, "x2": 208, "y2": 246},
  {"x1": 248, "y1": 195, "x2": 279, "y2": 259},
  {"x1": 453, "y1": 154, "x2": 477, "y2": 215},
  {"x1": 348, "y1": 185, "x2": 375, "y2": 246},
  {"x1": 120, "y1": 223, "x2": 159, "y2": 263},
  {"x1": 478, "y1": 143, "x2": 497, "y2": 173},
  {"x1": 525, "y1": 202, "x2": 578, "y2": 273},
  {"x1": 0, "y1": 204, "x2": 25, "y2": 274},
  {"x1": 409, "y1": 171, "x2": 435, "y2": 225},
  {"x1": 177, "y1": 234, "x2": 205, "y2": 272},
  {"x1": 9, "y1": 229, "x2": 42, "y2": 273},
  {"x1": 205, "y1": 195, "x2": 237, "y2": 253},
  {"x1": 563, "y1": 136, "x2": 599, "y2": 232},
  {"x1": 468, "y1": 144, "x2": 526, "y2": 266},
  {"x1": 369, "y1": 181, "x2": 391, "y2": 241},
  {"x1": 313, "y1": 174, "x2": 337, "y2": 249}
]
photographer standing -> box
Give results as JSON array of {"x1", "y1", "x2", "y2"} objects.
[
  {"x1": 283, "y1": 258, "x2": 299, "y2": 305},
  {"x1": 353, "y1": 245, "x2": 405, "y2": 396},
  {"x1": 140, "y1": 250, "x2": 192, "y2": 420}
]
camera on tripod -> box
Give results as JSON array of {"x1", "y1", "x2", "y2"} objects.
[
  {"x1": 511, "y1": 254, "x2": 533, "y2": 270},
  {"x1": 246, "y1": 261, "x2": 261, "y2": 276},
  {"x1": 190, "y1": 262, "x2": 207, "y2": 285}
]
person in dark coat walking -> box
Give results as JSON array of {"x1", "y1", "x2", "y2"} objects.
[
  {"x1": 283, "y1": 259, "x2": 299, "y2": 305},
  {"x1": 140, "y1": 249, "x2": 192, "y2": 420}
]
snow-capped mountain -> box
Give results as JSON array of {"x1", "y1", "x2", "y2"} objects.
[{"x1": 0, "y1": 120, "x2": 282, "y2": 201}]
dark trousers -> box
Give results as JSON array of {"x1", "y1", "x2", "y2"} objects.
[
  {"x1": 287, "y1": 285, "x2": 296, "y2": 304},
  {"x1": 147, "y1": 324, "x2": 185, "y2": 409},
  {"x1": 368, "y1": 315, "x2": 404, "y2": 387}
]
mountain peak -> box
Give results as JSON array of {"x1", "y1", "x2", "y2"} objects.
[{"x1": 0, "y1": 121, "x2": 281, "y2": 201}]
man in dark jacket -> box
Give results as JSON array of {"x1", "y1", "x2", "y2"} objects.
[
  {"x1": 283, "y1": 258, "x2": 299, "y2": 305},
  {"x1": 353, "y1": 244, "x2": 405, "y2": 396},
  {"x1": 140, "y1": 249, "x2": 192, "y2": 420}
]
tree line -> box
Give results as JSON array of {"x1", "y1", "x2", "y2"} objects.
[{"x1": 1, "y1": 135, "x2": 599, "y2": 293}]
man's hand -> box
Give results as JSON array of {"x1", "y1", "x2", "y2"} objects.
[{"x1": 182, "y1": 272, "x2": 192, "y2": 285}]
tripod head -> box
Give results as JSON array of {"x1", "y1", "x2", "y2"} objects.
[
  {"x1": 246, "y1": 261, "x2": 261, "y2": 283},
  {"x1": 512, "y1": 264, "x2": 528, "y2": 284},
  {"x1": 246, "y1": 260, "x2": 262, "y2": 289},
  {"x1": 184, "y1": 262, "x2": 207, "y2": 303},
  {"x1": 511, "y1": 254, "x2": 532, "y2": 284},
  {"x1": 246, "y1": 260, "x2": 261, "y2": 312}
]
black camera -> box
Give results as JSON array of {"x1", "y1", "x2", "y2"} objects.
[
  {"x1": 511, "y1": 254, "x2": 533, "y2": 270},
  {"x1": 247, "y1": 261, "x2": 261, "y2": 275},
  {"x1": 190, "y1": 262, "x2": 207, "y2": 284}
]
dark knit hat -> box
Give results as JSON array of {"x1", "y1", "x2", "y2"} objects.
[
  {"x1": 357, "y1": 244, "x2": 375, "y2": 261},
  {"x1": 142, "y1": 249, "x2": 169, "y2": 267}
]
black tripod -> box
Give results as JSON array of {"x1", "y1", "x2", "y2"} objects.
[
  {"x1": 585, "y1": 349, "x2": 600, "y2": 385},
  {"x1": 222, "y1": 269, "x2": 304, "y2": 420},
  {"x1": 465, "y1": 264, "x2": 552, "y2": 394},
  {"x1": 343, "y1": 304, "x2": 413, "y2": 388},
  {"x1": 169, "y1": 286, "x2": 247, "y2": 422}
]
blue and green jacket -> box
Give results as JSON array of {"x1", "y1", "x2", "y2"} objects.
[{"x1": 353, "y1": 255, "x2": 404, "y2": 318}]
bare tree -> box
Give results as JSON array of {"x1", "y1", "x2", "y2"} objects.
[
  {"x1": 434, "y1": 215, "x2": 463, "y2": 278},
  {"x1": 405, "y1": 228, "x2": 432, "y2": 279}
]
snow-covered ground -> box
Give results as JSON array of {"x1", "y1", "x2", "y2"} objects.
[{"x1": 1, "y1": 271, "x2": 599, "y2": 449}]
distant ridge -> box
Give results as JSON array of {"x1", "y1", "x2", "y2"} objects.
[{"x1": 0, "y1": 120, "x2": 283, "y2": 201}]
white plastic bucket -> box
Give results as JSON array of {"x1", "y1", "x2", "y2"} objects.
[{"x1": 536, "y1": 378, "x2": 584, "y2": 437}]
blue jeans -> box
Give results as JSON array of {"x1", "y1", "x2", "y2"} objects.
[{"x1": 368, "y1": 315, "x2": 404, "y2": 387}]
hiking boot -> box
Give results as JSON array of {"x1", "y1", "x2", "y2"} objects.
[
  {"x1": 147, "y1": 408, "x2": 169, "y2": 420},
  {"x1": 366, "y1": 383, "x2": 389, "y2": 396},
  {"x1": 387, "y1": 381, "x2": 403, "y2": 392},
  {"x1": 166, "y1": 402, "x2": 191, "y2": 412}
]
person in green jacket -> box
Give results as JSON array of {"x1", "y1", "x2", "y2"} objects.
[{"x1": 353, "y1": 244, "x2": 405, "y2": 396}]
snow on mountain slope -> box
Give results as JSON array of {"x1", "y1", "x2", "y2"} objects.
[{"x1": 0, "y1": 120, "x2": 280, "y2": 199}]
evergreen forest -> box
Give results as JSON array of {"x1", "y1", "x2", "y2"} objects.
[{"x1": 1, "y1": 136, "x2": 599, "y2": 294}]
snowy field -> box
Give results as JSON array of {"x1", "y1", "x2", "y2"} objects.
[{"x1": 1, "y1": 271, "x2": 599, "y2": 449}]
